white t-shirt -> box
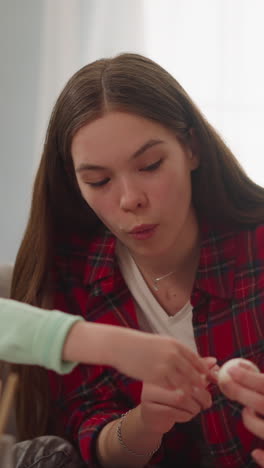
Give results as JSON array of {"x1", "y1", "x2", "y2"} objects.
[{"x1": 116, "y1": 241, "x2": 198, "y2": 354}]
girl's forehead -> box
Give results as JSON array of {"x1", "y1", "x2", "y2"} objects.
[
  {"x1": 72, "y1": 122, "x2": 186, "y2": 174},
  {"x1": 72, "y1": 112, "x2": 174, "y2": 154}
]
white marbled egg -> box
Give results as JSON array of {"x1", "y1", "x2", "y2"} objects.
[{"x1": 218, "y1": 358, "x2": 259, "y2": 391}]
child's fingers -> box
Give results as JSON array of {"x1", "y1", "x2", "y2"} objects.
[{"x1": 202, "y1": 356, "x2": 218, "y2": 369}]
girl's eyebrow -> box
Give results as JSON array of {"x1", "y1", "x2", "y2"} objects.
[{"x1": 75, "y1": 139, "x2": 165, "y2": 173}]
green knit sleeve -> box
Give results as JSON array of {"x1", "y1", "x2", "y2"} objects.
[{"x1": 0, "y1": 298, "x2": 84, "y2": 374}]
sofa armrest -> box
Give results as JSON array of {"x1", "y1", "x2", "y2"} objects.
[{"x1": 0, "y1": 265, "x2": 13, "y2": 299}]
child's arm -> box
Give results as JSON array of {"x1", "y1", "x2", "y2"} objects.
[
  {"x1": 0, "y1": 298, "x2": 212, "y2": 386},
  {"x1": 63, "y1": 320, "x2": 213, "y2": 387}
]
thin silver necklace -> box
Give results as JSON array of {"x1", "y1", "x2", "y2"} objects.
[{"x1": 153, "y1": 270, "x2": 176, "y2": 291}]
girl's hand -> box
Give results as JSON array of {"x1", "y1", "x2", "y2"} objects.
[
  {"x1": 115, "y1": 334, "x2": 215, "y2": 436},
  {"x1": 139, "y1": 377, "x2": 212, "y2": 435},
  {"x1": 218, "y1": 360, "x2": 264, "y2": 466}
]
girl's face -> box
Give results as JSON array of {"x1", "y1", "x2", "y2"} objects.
[{"x1": 71, "y1": 111, "x2": 199, "y2": 259}]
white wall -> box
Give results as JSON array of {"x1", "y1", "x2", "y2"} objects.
[
  {"x1": 144, "y1": 0, "x2": 264, "y2": 187},
  {"x1": 0, "y1": 0, "x2": 146, "y2": 264},
  {"x1": 0, "y1": 0, "x2": 43, "y2": 263}
]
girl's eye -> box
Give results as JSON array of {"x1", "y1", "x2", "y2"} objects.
[
  {"x1": 86, "y1": 178, "x2": 110, "y2": 187},
  {"x1": 140, "y1": 158, "x2": 163, "y2": 172},
  {"x1": 84, "y1": 159, "x2": 163, "y2": 187}
]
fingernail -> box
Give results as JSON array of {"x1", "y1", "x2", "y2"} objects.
[
  {"x1": 175, "y1": 389, "x2": 184, "y2": 397},
  {"x1": 238, "y1": 361, "x2": 258, "y2": 372},
  {"x1": 228, "y1": 366, "x2": 240, "y2": 376},
  {"x1": 200, "y1": 374, "x2": 207, "y2": 384},
  {"x1": 209, "y1": 357, "x2": 217, "y2": 364}
]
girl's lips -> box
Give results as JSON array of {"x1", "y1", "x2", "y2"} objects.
[{"x1": 128, "y1": 224, "x2": 157, "y2": 240}]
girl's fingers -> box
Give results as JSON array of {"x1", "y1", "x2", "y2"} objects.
[
  {"x1": 143, "y1": 384, "x2": 211, "y2": 415},
  {"x1": 191, "y1": 385, "x2": 213, "y2": 410},
  {"x1": 167, "y1": 406, "x2": 200, "y2": 423},
  {"x1": 144, "y1": 401, "x2": 200, "y2": 428},
  {"x1": 172, "y1": 388, "x2": 201, "y2": 415},
  {"x1": 242, "y1": 407, "x2": 264, "y2": 439}
]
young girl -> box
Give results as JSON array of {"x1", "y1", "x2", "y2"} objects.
[{"x1": 9, "y1": 53, "x2": 264, "y2": 467}]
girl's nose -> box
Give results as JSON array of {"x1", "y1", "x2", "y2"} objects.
[{"x1": 119, "y1": 181, "x2": 147, "y2": 212}]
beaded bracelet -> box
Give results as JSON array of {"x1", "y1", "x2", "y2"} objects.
[{"x1": 116, "y1": 410, "x2": 161, "y2": 458}]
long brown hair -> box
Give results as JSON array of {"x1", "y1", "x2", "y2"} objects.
[{"x1": 11, "y1": 53, "x2": 264, "y2": 440}]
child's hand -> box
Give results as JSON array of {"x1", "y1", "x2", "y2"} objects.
[
  {"x1": 203, "y1": 356, "x2": 220, "y2": 385},
  {"x1": 64, "y1": 321, "x2": 216, "y2": 390},
  {"x1": 111, "y1": 329, "x2": 213, "y2": 389}
]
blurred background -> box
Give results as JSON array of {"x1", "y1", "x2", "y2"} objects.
[{"x1": 0, "y1": 0, "x2": 263, "y2": 263}]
